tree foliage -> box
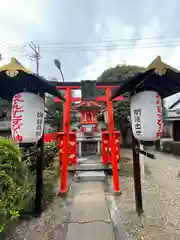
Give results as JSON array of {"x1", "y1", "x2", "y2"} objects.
[
  {"x1": 97, "y1": 64, "x2": 144, "y2": 82},
  {"x1": 45, "y1": 95, "x2": 63, "y2": 130},
  {"x1": 45, "y1": 95, "x2": 79, "y2": 131},
  {"x1": 97, "y1": 64, "x2": 144, "y2": 146},
  {"x1": 97, "y1": 64, "x2": 144, "y2": 118}
]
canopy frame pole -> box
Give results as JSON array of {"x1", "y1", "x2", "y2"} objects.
[{"x1": 130, "y1": 91, "x2": 143, "y2": 215}]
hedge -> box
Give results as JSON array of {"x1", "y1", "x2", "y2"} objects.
[
  {"x1": 162, "y1": 140, "x2": 180, "y2": 156},
  {"x1": 0, "y1": 138, "x2": 34, "y2": 234},
  {"x1": 0, "y1": 138, "x2": 58, "y2": 238},
  {"x1": 22, "y1": 141, "x2": 57, "y2": 170}
]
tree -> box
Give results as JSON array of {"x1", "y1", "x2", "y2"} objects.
[
  {"x1": 45, "y1": 95, "x2": 63, "y2": 131},
  {"x1": 97, "y1": 64, "x2": 144, "y2": 82},
  {"x1": 97, "y1": 64, "x2": 144, "y2": 147},
  {"x1": 45, "y1": 95, "x2": 79, "y2": 131}
]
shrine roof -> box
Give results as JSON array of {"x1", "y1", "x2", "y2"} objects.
[
  {"x1": 74, "y1": 101, "x2": 102, "y2": 110},
  {"x1": 111, "y1": 56, "x2": 180, "y2": 99},
  {"x1": 0, "y1": 58, "x2": 65, "y2": 101}
]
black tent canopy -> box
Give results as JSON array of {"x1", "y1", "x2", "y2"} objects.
[
  {"x1": 0, "y1": 57, "x2": 65, "y2": 216},
  {"x1": 111, "y1": 56, "x2": 180, "y2": 99},
  {"x1": 0, "y1": 58, "x2": 65, "y2": 101}
]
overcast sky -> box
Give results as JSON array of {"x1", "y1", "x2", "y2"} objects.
[{"x1": 1, "y1": 0, "x2": 180, "y2": 105}]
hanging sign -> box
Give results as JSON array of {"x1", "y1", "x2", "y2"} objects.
[
  {"x1": 11, "y1": 92, "x2": 45, "y2": 143},
  {"x1": 166, "y1": 109, "x2": 180, "y2": 120},
  {"x1": 130, "y1": 91, "x2": 163, "y2": 141}
]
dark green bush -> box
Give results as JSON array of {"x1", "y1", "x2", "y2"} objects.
[
  {"x1": 0, "y1": 138, "x2": 58, "y2": 238},
  {"x1": 44, "y1": 141, "x2": 57, "y2": 167},
  {"x1": 162, "y1": 141, "x2": 172, "y2": 153},
  {"x1": 162, "y1": 140, "x2": 180, "y2": 156},
  {"x1": 43, "y1": 161, "x2": 59, "y2": 204},
  {"x1": 0, "y1": 138, "x2": 34, "y2": 234},
  {"x1": 170, "y1": 142, "x2": 180, "y2": 156},
  {"x1": 22, "y1": 141, "x2": 57, "y2": 170}
]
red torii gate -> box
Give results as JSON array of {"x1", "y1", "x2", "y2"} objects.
[{"x1": 53, "y1": 81, "x2": 124, "y2": 195}]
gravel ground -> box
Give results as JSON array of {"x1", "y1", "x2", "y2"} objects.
[
  {"x1": 109, "y1": 149, "x2": 180, "y2": 240},
  {"x1": 7, "y1": 178, "x2": 75, "y2": 240}
]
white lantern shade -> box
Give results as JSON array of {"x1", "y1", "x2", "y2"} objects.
[
  {"x1": 130, "y1": 91, "x2": 163, "y2": 141},
  {"x1": 11, "y1": 92, "x2": 45, "y2": 143}
]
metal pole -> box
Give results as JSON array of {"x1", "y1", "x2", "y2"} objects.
[
  {"x1": 36, "y1": 45, "x2": 40, "y2": 75},
  {"x1": 59, "y1": 68, "x2": 64, "y2": 82},
  {"x1": 29, "y1": 42, "x2": 41, "y2": 76},
  {"x1": 54, "y1": 59, "x2": 64, "y2": 82}
]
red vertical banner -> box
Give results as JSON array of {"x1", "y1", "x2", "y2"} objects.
[
  {"x1": 101, "y1": 131, "x2": 120, "y2": 164},
  {"x1": 11, "y1": 93, "x2": 24, "y2": 142},
  {"x1": 58, "y1": 132, "x2": 64, "y2": 165},
  {"x1": 101, "y1": 132, "x2": 111, "y2": 164},
  {"x1": 115, "y1": 131, "x2": 120, "y2": 162},
  {"x1": 68, "y1": 133, "x2": 77, "y2": 165},
  {"x1": 58, "y1": 132, "x2": 77, "y2": 165}
]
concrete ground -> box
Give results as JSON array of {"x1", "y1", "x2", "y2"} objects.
[{"x1": 66, "y1": 181, "x2": 115, "y2": 240}]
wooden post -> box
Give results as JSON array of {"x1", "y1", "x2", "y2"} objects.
[
  {"x1": 139, "y1": 144, "x2": 145, "y2": 180},
  {"x1": 106, "y1": 88, "x2": 120, "y2": 194},
  {"x1": 34, "y1": 92, "x2": 45, "y2": 217},
  {"x1": 131, "y1": 133, "x2": 143, "y2": 215}
]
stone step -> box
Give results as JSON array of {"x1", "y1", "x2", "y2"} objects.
[
  {"x1": 74, "y1": 171, "x2": 106, "y2": 181},
  {"x1": 68, "y1": 163, "x2": 120, "y2": 172}
]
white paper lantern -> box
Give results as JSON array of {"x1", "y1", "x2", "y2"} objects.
[
  {"x1": 130, "y1": 91, "x2": 163, "y2": 141},
  {"x1": 11, "y1": 92, "x2": 45, "y2": 143}
]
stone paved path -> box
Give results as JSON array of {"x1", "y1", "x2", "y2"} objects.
[{"x1": 66, "y1": 181, "x2": 115, "y2": 240}]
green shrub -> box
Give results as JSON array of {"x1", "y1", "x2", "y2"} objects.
[
  {"x1": 170, "y1": 141, "x2": 180, "y2": 156},
  {"x1": 162, "y1": 141, "x2": 172, "y2": 153},
  {"x1": 162, "y1": 140, "x2": 180, "y2": 156},
  {"x1": 0, "y1": 138, "x2": 34, "y2": 234},
  {"x1": 44, "y1": 141, "x2": 57, "y2": 167},
  {"x1": 0, "y1": 138, "x2": 58, "y2": 238},
  {"x1": 22, "y1": 141, "x2": 57, "y2": 171},
  {"x1": 43, "y1": 162, "x2": 59, "y2": 204}
]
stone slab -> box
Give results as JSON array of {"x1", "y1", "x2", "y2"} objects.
[
  {"x1": 66, "y1": 222, "x2": 115, "y2": 240},
  {"x1": 75, "y1": 171, "x2": 106, "y2": 181},
  {"x1": 69, "y1": 182, "x2": 110, "y2": 222}
]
